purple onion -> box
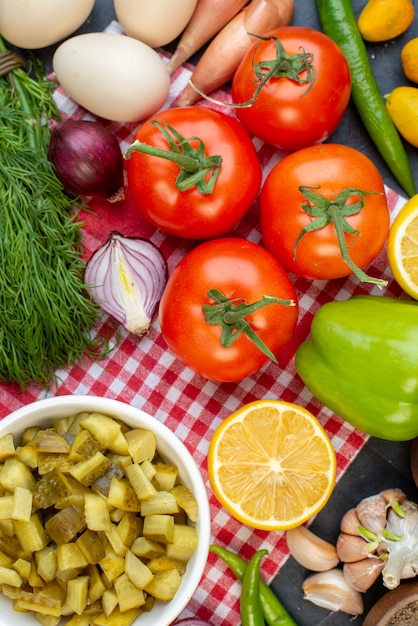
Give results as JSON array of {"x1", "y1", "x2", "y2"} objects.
[
  {"x1": 173, "y1": 617, "x2": 212, "y2": 626},
  {"x1": 48, "y1": 119, "x2": 124, "y2": 201},
  {"x1": 84, "y1": 231, "x2": 167, "y2": 335}
]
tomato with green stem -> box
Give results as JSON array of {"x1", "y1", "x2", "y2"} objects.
[
  {"x1": 231, "y1": 26, "x2": 351, "y2": 151},
  {"x1": 158, "y1": 238, "x2": 298, "y2": 383},
  {"x1": 259, "y1": 143, "x2": 390, "y2": 287},
  {"x1": 125, "y1": 106, "x2": 262, "y2": 239}
]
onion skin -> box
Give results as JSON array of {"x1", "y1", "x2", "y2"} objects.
[
  {"x1": 48, "y1": 119, "x2": 124, "y2": 201},
  {"x1": 84, "y1": 231, "x2": 167, "y2": 335}
]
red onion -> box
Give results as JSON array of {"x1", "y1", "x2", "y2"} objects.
[
  {"x1": 173, "y1": 617, "x2": 212, "y2": 626},
  {"x1": 48, "y1": 119, "x2": 124, "y2": 201},
  {"x1": 84, "y1": 231, "x2": 167, "y2": 335}
]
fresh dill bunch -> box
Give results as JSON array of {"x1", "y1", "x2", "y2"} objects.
[{"x1": 0, "y1": 37, "x2": 111, "y2": 389}]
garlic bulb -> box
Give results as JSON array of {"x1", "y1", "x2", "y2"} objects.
[
  {"x1": 302, "y1": 568, "x2": 364, "y2": 616},
  {"x1": 286, "y1": 525, "x2": 340, "y2": 572},
  {"x1": 84, "y1": 231, "x2": 167, "y2": 335},
  {"x1": 382, "y1": 499, "x2": 418, "y2": 589},
  {"x1": 336, "y1": 488, "x2": 418, "y2": 592}
]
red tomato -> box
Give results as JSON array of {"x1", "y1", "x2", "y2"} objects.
[
  {"x1": 259, "y1": 144, "x2": 390, "y2": 282},
  {"x1": 231, "y1": 27, "x2": 351, "y2": 151},
  {"x1": 159, "y1": 238, "x2": 298, "y2": 382},
  {"x1": 126, "y1": 106, "x2": 262, "y2": 239}
]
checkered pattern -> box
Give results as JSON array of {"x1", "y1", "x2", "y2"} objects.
[{"x1": 0, "y1": 21, "x2": 409, "y2": 625}]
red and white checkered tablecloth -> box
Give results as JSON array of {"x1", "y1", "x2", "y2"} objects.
[{"x1": 0, "y1": 21, "x2": 409, "y2": 625}]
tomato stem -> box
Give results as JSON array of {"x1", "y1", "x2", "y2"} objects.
[
  {"x1": 250, "y1": 34, "x2": 316, "y2": 96},
  {"x1": 202, "y1": 288, "x2": 295, "y2": 362},
  {"x1": 295, "y1": 185, "x2": 388, "y2": 288},
  {"x1": 124, "y1": 120, "x2": 222, "y2": 194},
  {"x1": 188, "y1": 34, "x2": 316, "y2": 110}
]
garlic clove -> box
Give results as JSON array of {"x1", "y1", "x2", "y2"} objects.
[
  {"x1": 356, "y1": 493, "x2": 387, "y2": 535},
  {"x1": 340, "y1": 507, "x2": 362, "y2": 536},
  {"x1": 302, "y1": 568, "x2": 364, "y2": 616},
  {"x1": 343, "y1": 556, "x2": 384, "y2": 592},
  {"x1": 380, "y1": 488, "x2": 407, "y2": 507},
  {"x1": 336, "y1": 532, "x2": 377, "y2": 563},
  {"x1": 286, "y1": 525, "x2": 340, "y2": 572}
]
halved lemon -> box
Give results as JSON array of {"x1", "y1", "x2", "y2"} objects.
[
  {"x1": 208, "y1": 400, "x2": 336, "y2": 531},
  {"x1": 388, "y1": 194, "x2": 418, "y2": 299}
]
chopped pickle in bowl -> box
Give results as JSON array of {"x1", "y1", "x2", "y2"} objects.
[{"x1": 0, "y1": 396, "x2": 211, "y2": 626}]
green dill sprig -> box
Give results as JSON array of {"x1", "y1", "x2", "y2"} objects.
[{"x1": 0, "y1": 36, "x2": 111, "y2": 389}]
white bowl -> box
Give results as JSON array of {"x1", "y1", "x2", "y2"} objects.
[{"x1": 0, "y1": 395, "x2": 211, "y2": 626}]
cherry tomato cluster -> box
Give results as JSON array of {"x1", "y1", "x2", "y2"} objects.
[{"x1": 125, "y1": 27, "x2": 390, "y2": 383}]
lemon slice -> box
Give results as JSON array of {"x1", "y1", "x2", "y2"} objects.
[
  {"x1": 208, "y1": 400, "x2": 336, "y2": 531},
  {"x1": 388, "y1": 195, "x2": 418, "y2": 299}
]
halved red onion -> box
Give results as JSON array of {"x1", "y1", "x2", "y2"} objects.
[
  {"x1": 48, "y1": 119, "x2": 124, "y2": 201},
  {"x1": 84, "y1": 231, "x2": 167, "y2": 335}
]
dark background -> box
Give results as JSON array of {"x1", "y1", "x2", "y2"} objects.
[{"x1": 8, "y1": 1, "x2": 418, "y2": 624}]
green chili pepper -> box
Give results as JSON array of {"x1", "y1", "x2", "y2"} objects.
[
  {"x1": 241, "y1": 549, "x2": 268, "y2": 626},
  {"x1": 209, "y1": 545, "x2": 299, "y2": 626},
  {"x1": 295, "y1": 295, "x2": 418, "y2": 441},
  {"x1": 316, "y1": 0, "x2": 416, "y2": 198}
]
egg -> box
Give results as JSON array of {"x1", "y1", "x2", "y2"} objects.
[
  {"x1": 53, "y1": 33, "x2": 170, "y2": 123},
  {"x1": 114, "y1": 0, "x2": 198, "y2": 48},
  {"x1": 0, "y1": 0, "x2": 94, "y2": 49}
]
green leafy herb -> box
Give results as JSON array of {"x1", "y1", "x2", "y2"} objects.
[{"x1": 0, "y1": 38, "x2": 110, "y2": 389}]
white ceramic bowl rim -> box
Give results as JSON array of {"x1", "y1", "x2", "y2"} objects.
[{"x1": 0, "y1": 395, "x2": 211, "y2": 626}]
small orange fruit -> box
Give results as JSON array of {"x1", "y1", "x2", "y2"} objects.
[
  {"x1": 386, "y1": 86, "x2": 418, "y2": 148},
  {"x1": 358, "y1": 0, "x2": 414, "y2": 43},
  {"x1": 402, "y1": 38, "x2": 418, "y2": 84},
  {"x1": 208, "y1": 400, "x2": 336, "y2": 531}
]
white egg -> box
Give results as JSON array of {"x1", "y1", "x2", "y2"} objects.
[
  {"x1": 114, "y1": 0, "x2": 198, "y2": 48},
  {"x1": 53, "y1": 32, "x2": 170, "y2": 123},
  {"x1": 0, "y1": 0, "x2": 94, "y2": 49}
]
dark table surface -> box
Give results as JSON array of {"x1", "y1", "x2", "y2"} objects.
[{"x1": 12, "y1": 1, "x2": 418, "y2": 624}]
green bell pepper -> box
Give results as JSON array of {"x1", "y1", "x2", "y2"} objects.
[{"x1": 295, "y1": 295, "x2": 418, "y2": 441}]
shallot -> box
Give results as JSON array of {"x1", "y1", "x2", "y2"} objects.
[
  {"x1": 84, "y1": 231, "x2": 167, "y2": 335},
  {"x1": 48, "y1": 119, "x2": 124, "y2": 201},
  {"x1": 176, "y1": 0, "x2": 294, "y2": 107},
  {"x1": 166, "y1": 0, "x2": 249, "y2": 74}
]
